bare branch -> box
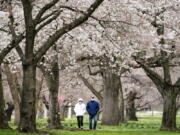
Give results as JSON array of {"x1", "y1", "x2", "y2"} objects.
[
  {"x1": 0, "y1": 27, "x2": 9, "y2": 33},
  {"x1": 37, "y1": 10, "x2": 58, "y2": 24},
  {"x1": 34, "y1": 0, "x2": 59, "y2": 25},
  {"x1": 36, "y1": 10, "x2": 62, "y2": 32}
]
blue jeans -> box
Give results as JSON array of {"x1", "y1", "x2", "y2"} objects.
[{"x1": 89, "y1": 114, "x2": 97, "y2": 130}]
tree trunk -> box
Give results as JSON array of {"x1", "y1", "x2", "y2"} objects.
[
  {"x1": 19, "y1": 64, "x2": 36, "y2": 132},
  {"x1": 0, "y1": 66, "x2": 10, "y2": 129},
  {"x1": 48, "y1": 86, "x2": 61, "y2": 129},
  {"x1": 126, "y1": 92, "x2": 138, "y2": 121},
  {"x1": 35, "y1": 75, "x2": 44, "y2": 119},
  {"x1": 101, "y1": 70, "x2": 124, "y2": 125},
  {"x1": 43, "y1": 61, "x2": 62, "y2": 129},
  {"x1": 3, "y1": 64, "x2": 21, "y2": 125},
  {"x1": 161, "y1": 90, "x2": 177, "y2": 131},
  {"x1": 118, "y1": 78, "x2": 125, "y2": 123},
  {"x1": 140, "y1": 62, "x2": 179, "y2": 130},
  {"x1": 126, "y1": 107, "x2": 137, "y2": 121}
]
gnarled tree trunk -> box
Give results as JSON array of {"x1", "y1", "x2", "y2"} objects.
[
  {"x1": 161, "y1": 90, "x2": 177, "y2": 130},
  {"x1": 102, "y1": 70, "x2": 124, "y2": 125},
  {"x1": 137, "y1": 61, "x2": 179, "y2": 131}
]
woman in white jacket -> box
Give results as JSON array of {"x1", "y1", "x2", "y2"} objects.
[{"x1": 74, "y1": 98, "x2": 86, "y2": 129}]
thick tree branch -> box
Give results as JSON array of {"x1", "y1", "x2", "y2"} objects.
[
  {"x1": 136, "y1": 60, "x2": 165, "y2": 96},
  {"x1": 163, "y1": 61, "x2": 171, "y2": 84},
  {"x1": 78, "y1": 74, "x2": 103, "y2": 102},
  {"x1": 34, "y1": 0, "x2": 104, "y2": 63},
  {"x1": 161, "y1": 51, "x2": 172, "y2": 84},
  {"x1": 15, "y1": 45, "x2": 24, "y2": 61},
  {"x1": 137, "y1": 61, "x2": 163, "y2": 83}
]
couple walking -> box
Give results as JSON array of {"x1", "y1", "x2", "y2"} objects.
[{"x1": 74, "y1": 96, "x2": 99, "y2": 130}]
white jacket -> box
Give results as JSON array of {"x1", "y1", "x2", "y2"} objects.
[{"x1": 74, "y1": 103, "x2": 86, "y2": 116}]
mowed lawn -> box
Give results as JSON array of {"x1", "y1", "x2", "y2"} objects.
[{"x1": 1, "y1": 116, "x2": 180, "y2": 135}]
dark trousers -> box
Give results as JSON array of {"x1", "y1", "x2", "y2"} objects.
[
  {"x1": 77, "y1": 116, "x2": 83, "y2": 128},
  {"x1": 89, "y1": 114, "x2": 97, "y2": 130}
]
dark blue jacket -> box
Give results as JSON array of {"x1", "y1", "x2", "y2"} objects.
[{"x1": 86, "y1": 100, "x2": 99, "y2": 116}]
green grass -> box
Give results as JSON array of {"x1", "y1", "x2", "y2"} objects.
[{"x1": 0, "y1": 116, "x2": 180, "y2": 135}]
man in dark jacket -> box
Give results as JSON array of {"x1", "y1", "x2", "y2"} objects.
[{"x1": 86, "y1": 96, "x2": 99, "y2": 130}]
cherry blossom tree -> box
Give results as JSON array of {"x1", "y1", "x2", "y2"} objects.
[
  {"x1": 9, "y1": 0, "x2": 104, "y2": 132},
  {"x1": 1, "y1": 0, "x2": 179, "y2": 132},
  {"x1": 131, "y1": 0, "x2": 180, "y2": 130}
]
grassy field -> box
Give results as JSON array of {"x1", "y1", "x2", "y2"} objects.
[{"x1": 0, "y1": 116, "x2": 180, "y2": 135}]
